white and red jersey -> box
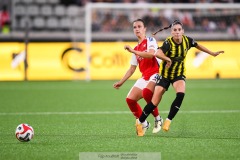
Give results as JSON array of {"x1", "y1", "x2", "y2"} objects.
[{"x1": 130, "y1": 37, "x2": 160, "y2": 80}]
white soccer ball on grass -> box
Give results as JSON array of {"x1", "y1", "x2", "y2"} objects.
[{"x1": 15, "y1": 123, "x2": 34, "y2": 142}]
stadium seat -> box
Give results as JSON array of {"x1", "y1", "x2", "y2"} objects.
[
  {"x1": 19, "y1": 17, "x2": 33, "y2": 29},
  {"x1": 66, "y1": 5, "x2": 80, "y2": 17},
  {"x1": 35, "y1": 0, "x2": 47, "y2": 4},
  {"x1": 14, "y1": 5, "x2": 26, "y2": 16},
  {"x1": 48, "y1": 0, "x2": 60, "y2": 4},
  {"x1": 32, "y1": 17, "x2": 45, "y2": 29},
  {"x1": 53, "y1": 5, "x2": 66, "y2": 17},
  {"x1": 21, "y1": 0, "x2": 34, "y2": 3},
  {"x1": 14, "y1": 0, "x2": 22, "y2": 4},
  {"x1": 46, "y1": 17, "x2": 59, "y2": 30},
  {"x1": 40, "y1": 5, "x2": 53, "y2": 17},
  {"x1": 59, "y1": 17, "x2": 71, "y2": 30},
  {"x1": 78, "y1": 7, "x2": 85, "y2": 17},
  {"x1": 72, "y1": 17, "x2": 84, "y2": 31},
  {"x1": 27, "y1": 5, "x2": 40, "y2": 16}
]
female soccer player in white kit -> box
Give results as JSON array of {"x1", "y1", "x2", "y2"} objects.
[{"x1": 113, "y1": 19, "x2": 171, "y2": 134}]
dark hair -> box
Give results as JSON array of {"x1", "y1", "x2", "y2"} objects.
[
  {"x1": 171, "y1": 20, "x2": 183, "y2": 27},
  {"x1": 133, "y1": 19, "x2": 146, "y2": 27},
  {"x1": 152, "y1": 20, "x2": 183, "y2": 35}
]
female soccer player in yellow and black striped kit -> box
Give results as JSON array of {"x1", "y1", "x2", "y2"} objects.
[{"x1": 130, "y1": 20, "x2": 224, "y2": 136}]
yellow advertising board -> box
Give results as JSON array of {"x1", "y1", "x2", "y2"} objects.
[{"x1": 0, "y1": 41, "x2": 239, "y2": 81}]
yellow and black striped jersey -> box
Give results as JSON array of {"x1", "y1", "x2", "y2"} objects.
[{"x1": 159, "y1": 35, "x2": 198, "y2": 80}]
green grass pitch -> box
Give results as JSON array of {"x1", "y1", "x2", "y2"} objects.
[{"x1": 0, "y1": 79, "x2": 240, "y2": 160}]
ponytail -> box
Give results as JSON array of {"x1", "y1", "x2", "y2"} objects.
[
  {"x1": 152, "y1": 24, "x2": 172, "y2": 35},
  {"x1": 152, "y1": 20, "x2": 183, "y2": 36}
]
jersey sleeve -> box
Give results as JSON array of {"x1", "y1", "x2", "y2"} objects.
[
  {"x1": 147, "y1": 37, "x2": 158, "y2": 52},
  {"x1": 159, "y1": 40, "x2": 170, "y2": 53},
  {"x1": 130, "y1": 54, "x2": 138, "y2": 66},
  {"x1": 187, "y1": 36, "x2": 198, "y2": 47}
]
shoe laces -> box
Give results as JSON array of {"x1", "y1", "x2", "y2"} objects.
[
  {"x1": 154, "y1": 119, "x2": 162, "y2": 128},
  {"x1": 144, "y1": 121, "x2": 150, "y2": 129},
  {"x1": 154, "y1": 121, "x2": 158, "y2": 128}
]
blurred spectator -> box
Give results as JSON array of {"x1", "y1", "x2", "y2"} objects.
[
  {"x1": 101, "y1": 13, "x2": 115, "y2": 32},
  {"x1": 142, "y1": 15, "x2": 156, "y2": 31},
  {"x1": 0, "y1": 5, "x2": 10, "y2": 34},
  {"x1": 114, "y1": 14, "x2": 131, "y2": 31},
  {"x1": 92, "y1": 11, "x2": 102, "y2": 31},
  {"x1": 218, "y1": 20, "x2": 227, "y2": 31},
  {"x1": 122, "y1": 0, "x2": 136, "y2": 2},
  {"x1": 201, "y1": 18, "x2": 217, "y2": 32},
  {"x1": 227, "y1": 22, "x2": 240, "y2": 38},
  {"x1": 179, "y1": 10, "x2": 195, "y2": 30}
]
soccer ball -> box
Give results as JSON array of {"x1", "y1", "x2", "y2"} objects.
[{"x1": 15, "y1": 124, "x2": 34, "y2": 142}]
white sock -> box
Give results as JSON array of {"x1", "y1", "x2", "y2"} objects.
[
  {"x1": 136, "y1": 119, "x2": 142, "y2": 124},
  {"x1": 142, "y1": 120, "x2": 148, "y2": 128},
  {"x1": 166, "y1": 118, "x2": 172, "y2": 122},
  {"x1": 155, "y1": 115, "x2": 161, "y2": 121}
]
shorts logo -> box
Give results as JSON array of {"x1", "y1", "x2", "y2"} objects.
[{"x1": 156, "y1": 75, "x2": 162, "y2": 84}]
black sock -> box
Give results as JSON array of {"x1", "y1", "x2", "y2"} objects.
[
  {"x1": 168, "y1": 92, "x2": 185, "y2": 120},
  {"x1": 139, "y1": 102, "x2": 156, "y2": 123}
]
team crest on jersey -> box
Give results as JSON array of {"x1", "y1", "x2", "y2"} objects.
[{"x1": 149, "y1": 37, "x2": 154, "y2": 41}]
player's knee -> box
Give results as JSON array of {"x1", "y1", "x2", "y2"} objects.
[
  {"x1": 142, "y1": 88, "x2": 153, "y2": 103},
  {"x1": 126, "y1": 98, "x2": 136, "y2": 105}
]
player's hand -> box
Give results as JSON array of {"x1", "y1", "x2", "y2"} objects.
[
  {"x1": 212, "y1": 51, "x2": 224, "y2": 57},
  {"x1": 165, "y1": 58, "x2": 172, "y2": 68},
  {"x1": 113, "y1": 82, "x2": 122, "y2": 89},
  {"x1": 124, "y1": 45, "x2": 134, "y2": 54}
]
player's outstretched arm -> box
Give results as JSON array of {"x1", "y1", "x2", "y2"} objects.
[
  {"x1": 113, "y1": 65, "x2": 136, "y2": 89},
  {"x1": 196, "y1": 44, "x2": 224, "y2": 57},
  {"x1": 124, "y1": 45, "x2": 155, "y2": 58}
]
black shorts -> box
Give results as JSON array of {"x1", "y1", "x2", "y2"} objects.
[{"x1": 155, "y1": 75, "x2": 186, "y2": 91}]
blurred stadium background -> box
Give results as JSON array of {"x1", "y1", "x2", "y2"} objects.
[{"x1": 0, "y1": 0, "x2": 240, "y2": 81}]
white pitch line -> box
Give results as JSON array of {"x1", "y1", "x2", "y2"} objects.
[
  {"x1": 0, "y1": 110, "x2": 240, "y2": 116},
  {"x1": 179, "y1": 110, "x2": 240, "y2": 114}
]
